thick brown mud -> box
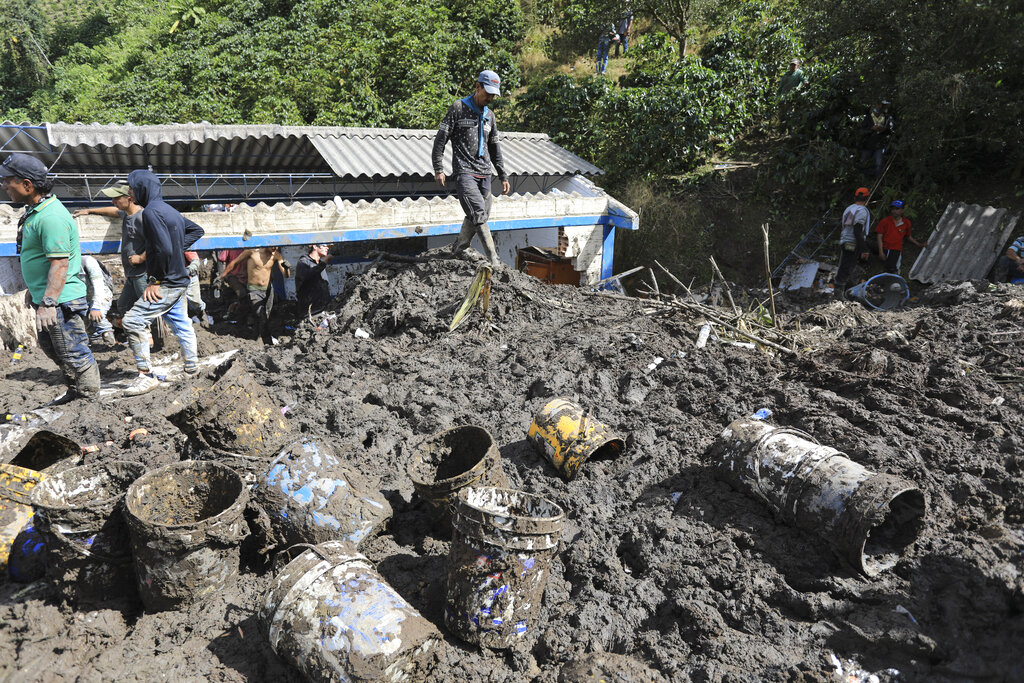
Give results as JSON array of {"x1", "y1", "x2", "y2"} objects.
[{"x1": 0, "y1": 256, "x2": 1021, "y2": 682}]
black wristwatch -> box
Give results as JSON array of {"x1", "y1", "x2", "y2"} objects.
[
  {"x1": 41, "y1": 296, "x2": 57, "y2": 307},
  {"x1": 148, "y1": 277, "x2": 160, "y2": 286}
]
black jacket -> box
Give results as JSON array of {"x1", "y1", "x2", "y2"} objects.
[
  {"x1": 127, "y1": 170, "x2": 204, "y2": 288},
  {"x1": 295, "y1": 254, "x2": 331, "y2": 315}
]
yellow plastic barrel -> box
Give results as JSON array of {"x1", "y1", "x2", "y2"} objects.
[
  {"x1": 527, "y1": 398, "x2": 624, "y2": 481},
  {"x1": 0, "y1": 463, "x2": 46, "y2": 573}
]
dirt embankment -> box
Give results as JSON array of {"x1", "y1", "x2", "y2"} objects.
[{"x1": 0, "y1": 256, "x2": 1021, "y2": 682}]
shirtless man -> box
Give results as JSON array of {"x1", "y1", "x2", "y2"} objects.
[{"x1": 217, "y1": 247, "x2": 289, "y2": 341}]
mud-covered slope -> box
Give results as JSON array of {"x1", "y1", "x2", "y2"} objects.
[{"x1": 0, "y1": 258, "x2": 1021, "y2": 683}]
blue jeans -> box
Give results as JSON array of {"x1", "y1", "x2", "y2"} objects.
[
  {"x1": 186, "y1": 273, "x2": 206, "y2": 318},
  {"x1": 36, "y1": 297, "x2": 99, "y2": 395},
  {"x1": 118, "y1": 274, "x2": 147, "y2": 314},
  {"x1": 597, "y1": 46, "x2": 610, "y2": 74},
  {"x1": 123, "y1": 286, "x2": 197, "y2": 372}
]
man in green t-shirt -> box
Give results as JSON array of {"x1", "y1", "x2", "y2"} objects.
[{"x1": 2, "y1": 153, "x2": 99, "y2": 403}]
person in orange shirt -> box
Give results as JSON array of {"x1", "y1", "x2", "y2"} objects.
[{"x1": 874, "y1": 200, "x2": 927, "y2": 274}]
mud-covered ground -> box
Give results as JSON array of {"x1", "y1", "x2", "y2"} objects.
[{"x1": 0, "y1": 254, "x2": 1021, "y2": 683}]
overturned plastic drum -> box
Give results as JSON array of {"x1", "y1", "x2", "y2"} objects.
[
  {"x1": 713, "y1": 418, "x2": 927, "y2": 576},
  {"x1": 29, "y1": 461, "x2": 145, "y2": 605},
  {"x1": 445, "y1": 486, "x2": 564, "y2": 649},
  {"x1": 168, "y1": 358, "x2": 291, "y2": 474},
  {"x1": 261, "y1": 540, "x2": 441, "y2": 683},
  {"x1": 254, "y1": 439, "x2": 392, "y2": 548},
  {"x1": 528, "y1": 398, "x2": 624, "y2": 480},
  {"x1": 124, "y1": 460, "x2": 249, "y2": 611},
  {"x1": 408, "y1": 425, "x2": 507, "y2": 525}
]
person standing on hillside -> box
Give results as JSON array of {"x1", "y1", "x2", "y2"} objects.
[
  {"x1": 432, "y1": 70, "x2": 511, "y2": 267},
  {"x1": 777, "y1": 59, "x2": 804, "y2": 96},
  {"x1": 596, "y1": 29, "x2": 619, "y2": 74},
  {"x1": 122, "y1": 169, "x2": 204, "y2": 395},
  {"x1": 73, "y1": 184, "x2": 146, "y2": 316},
  {"x1": 835, "y1": 186, "x2": 872, "y2": 297},
  {"x1": 874, "y1": 200, "x2": 926, "y2": 274},
  {"x1": 860, "y1": 100, "x2": 893, "y2": 178},
  {"x1": 295, "y1": 243, "x2": 333, "y2": 317},
  {"x1": 2, "y1": 153, "x2": 99, "y2": 403},
  {"x1": 614, "y1": 6, "x2": 634, "y2": 57},
  {"x1": 217, "y1": 246, "x2": 289, "y2": 342}
]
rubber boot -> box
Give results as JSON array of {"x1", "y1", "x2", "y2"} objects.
[
  {"x1": 478, "y1": 223, "x2": 501, "y2": 267},
  {"x1": 75, "y1": 362, "x2": 101, "y2": 399},
  {"x1": 451, "y1": 218, "x2": 474, "y2": 254}
]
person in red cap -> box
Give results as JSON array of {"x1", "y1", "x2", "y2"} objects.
[
  {"x1": 835, "y1": 187, "x2": 872, "y2": 296},
  {"x1": 874, "y1": 200, "x2": 927, "y2": 274}
]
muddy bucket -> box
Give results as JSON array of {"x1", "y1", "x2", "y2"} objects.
[
  {"x1": 254, "y1": 439, "x2": 392, "y2": 548},
  {"x1": 445, "y1": 486, "x2": 564, "y2": 648},
  {"x1": 528, "y1": 398, "x2": 625, "y2": 480},
  {"x1": 408, "y1": 425, "x2": 507, "y2": 525},
  {"x1": 29, "y1": 461, "x2": 145, "y2": 605},
  {"x1": 168, "y1": 358, "x2": 291, "y2": 463},
  {"x1": 0, "y1": 464, "x2": 45, "y2": 579},
  {"x1": 261, "y1": 540, "x2": 441, "y2": 683},
  {"x1": 713, "y1": 419, "x2": 927, "y2": 576},
  {"x1": 124, "y1": 460, "x2": 249, "y2": 612},
  {"x1": 846, "y1": 273, "x2": 910, "y2": 310}
]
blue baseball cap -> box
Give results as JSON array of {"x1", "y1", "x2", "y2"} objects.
[
  {"x1": 478, "y1": 70, "x2": 501, "y2": 96},
  {"x1": 0, "y1": 153, "x2": 48, "y2": 183},
  {"x1": 891, "y1": 199, "x2": 904, "y2": 208}
]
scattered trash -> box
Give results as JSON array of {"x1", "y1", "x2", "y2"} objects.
[
  {"x1": 991, "y1": 396, "x2": 1005, "y2": 406},
  {"x1": 645, "y1": 357, "x2": 665, "y2": 373},
  {"x1": 528, "y1": 398, "x2": 624, "y2": 481},
  {"x1": 255, "y1": 440, "x2": 392, "y2": 549},
  {"x1": 846, "y1": 274, "x2": 911, "y2": 311},
  {"x1": 280, "y1": 406, "x2": 290, "y2": 416},
  {"x1": 409, "y1": 425, "x2": 508, "y2": 527},
  {"x1": 3, "y1": 413, "x2": 38, "y2": 423},
  {"x1": 751, "y1": 408, "x2": 773, "y2": 421},
  {"x1": 730, "y1": 341, "x2": 757, "y2": 350},
  {"x1": 127, "y1": 428, "x2": 149, "y2": 441},
  {"x1": 125, "y1": 416, "x2": 133, "y2": 423},
  {"x1": 669, "y1": 492, "x2": 682, "y2": 503},
  {"x1": 10, "y1": 344, "x2": 24, "y2": 365},
  {"x1": 895, "y1": 604, "x2": 919, "y2": 625},
  {"x1": 125, "y1": 460, "x2": 249, "y2": 612},
  {"x1": 261, "y1": 541, "x2": 441, "y2": 682},
  {"x1": 353, "y1": 328, "x2": 371, "y2": 339},
  {"x1": 29, "y1": 461, "x2": 145, "y2": 606},
  {"x1": 674, "y1": 351, "x2": 687, "y2": 359},
  {"x1": 270, "y1": 336, "x2": 280, "y2": 346},
  {"x1": 81, "y1": 445, "x2": 100, "y2": 454},
  {"x1": 445, "y1": 487, "x2": 564, "y2": 648},
  {"x1": 696, "y1": 324, "x2": 712, "y2": 349},
  {"x1": 713, "y1": 418, "x2": 927, "y2": 576}
]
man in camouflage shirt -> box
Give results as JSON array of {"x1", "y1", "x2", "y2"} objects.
[{"x1": 432, "y1": 70, "x2": 511, "y2": 267}]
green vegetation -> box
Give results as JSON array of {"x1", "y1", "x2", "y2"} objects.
[{"x1": 1, "y1": 0, "x2": 1021, "y2": 283}]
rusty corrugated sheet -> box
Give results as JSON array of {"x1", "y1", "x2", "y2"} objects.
[
  {"x1": 0, "y1": 122, "x2": 602, "y2": 178},
  {"x1": 908, "y1": 203, "x2": 1021, "y2": 284}
]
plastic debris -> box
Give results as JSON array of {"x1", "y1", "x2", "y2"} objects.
[
  {"x1": 81, "y1": 445, "x2": 100, "y2": 454},
  {"x1": 3, "y1": 413, "x2": 38, "y2": 424},
  {"x1": 280, "y1": 406, "x2": 291, "y2": 416},
  {"x1": 670, "y1": 492, "x2": 682, "y2": 503},
  {"x1": 751, "y1": 408, "x2": 773, "y2": 421},
  {"x1": 645, "y1": 357, "x2": 665, "y2": 373},
  {"x1": 10, "y1": 344, "x2": 24, "y2": 365},
  {"x1": 895, "y1": 604, "x2": 918, "y2": 625},
  {"x1": 991, "y1": 396, "x2": 1006, "y2": 406},
  {"x1": 696, "y1": 324, "x2": 711, "y2": 349},
  {"x1": 128, "y1": 429, "x2": 149, "y2": 441},
  {"x1": 354, "y1": 328, "x2": 371, "y2": 339}
]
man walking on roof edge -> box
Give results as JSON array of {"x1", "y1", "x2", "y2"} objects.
[
  {"x1": 432, "y1": 69, "x2": 511, "y2": 268},
  {"x1": 121, "y1": 169, "x2": 204, "y2": 395}
]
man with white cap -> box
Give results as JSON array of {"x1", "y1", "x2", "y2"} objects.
[
  {"x1": 74, "y1": 184, "x2": 147, "y2": 314},
  {"x1": 432, "y1": 69, "x2": 511, "y2": 267}
]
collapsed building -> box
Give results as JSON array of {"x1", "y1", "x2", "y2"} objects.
[{"x1": 0, "y1": 122, "x2": 638, "y2": 295}]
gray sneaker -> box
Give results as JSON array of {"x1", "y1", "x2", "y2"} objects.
[{"x1": 124, "y1": 373, "x2": 161, "y2": 396}]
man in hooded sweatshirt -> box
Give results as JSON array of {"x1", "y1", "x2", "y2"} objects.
[
  {"x1": 432, "y1": 70, "x2": 510, "y2": 267},
  {"x1": 122, "y1": 170, "x2": 205, "y2": 395}
]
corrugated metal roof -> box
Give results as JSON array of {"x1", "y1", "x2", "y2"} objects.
[
  {"x1": 0, "y1": 122, "x2": 602, "y2": 178},
  {"x1": 908, "y1": 203, "x2": 1021, "y2": 284}
]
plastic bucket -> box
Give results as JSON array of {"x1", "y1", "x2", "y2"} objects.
[
  {"x1": 713, "y1": 418, "x2": 927, "y2": 576},
  {"x1": 0, "y1": 464, "x2": 45, "y2": 580},
  {"x1": 254, "y1": 439, "x2": 392, "y2": 549},
  {"x1": 29, "y1": 461, "x2": 145, "y2": 605},
  {"x1": 168, "y1": 358, "x2": 291, "y2": 465},
  {"x1": 846, "y1": 274, "x2": 910, "y2": 310},
  {"x1": 408, "y1": 426, "x2": 507, "y2": 525},
  {"x1": 445, "y1": 486, "x2": 564, "y2": 648},
  {"x1": 124, "y1": 460, "x2": 249, "y2": 612},
  {"x1": 528, "y1": 398, "x2": 624, "y2": 480},
  {"x1": 260, "y1": 540, "x2": 441, "y2": 683}
]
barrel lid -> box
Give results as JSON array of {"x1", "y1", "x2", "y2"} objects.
[{"x1": 456, "y1": 486, "x2": 564, "y2": 536}]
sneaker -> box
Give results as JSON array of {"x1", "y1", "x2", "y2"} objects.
[
  {"x1": 124, "y1": 373, "x2": 161, "y2": 396},
  {"x1": 102, "y1": 331, "x2": 117, "y2": 345},
  {"x1": 183, "y1": 364, "x2": 200, "y2": 378}
]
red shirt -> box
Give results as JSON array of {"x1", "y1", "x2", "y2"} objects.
[{"x1": 874, "y1": 215, "x2": 912, "y2": 251}]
